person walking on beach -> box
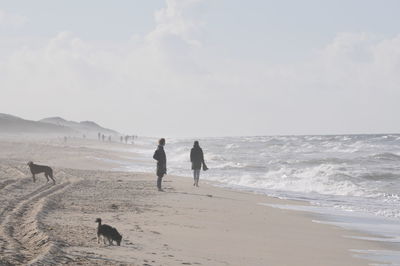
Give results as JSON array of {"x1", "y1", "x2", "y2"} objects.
[
  {"x1": 153, "y1": 138, "x2": 167, "y2": 191},
  {"x1": 190, "y1": 141, "x2": 207, "y2": 187}
]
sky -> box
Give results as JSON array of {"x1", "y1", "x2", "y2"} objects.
[{"x1": 1, "y1": 0, "x2": 400, "y2": 137}]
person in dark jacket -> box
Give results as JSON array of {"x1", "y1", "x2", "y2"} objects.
[
  {"x1": 153, "y1": 138, "x2": 167, "y2": 191},
  {"x1": 190, "y1": 141, "x2": 206, "y2": 187}
]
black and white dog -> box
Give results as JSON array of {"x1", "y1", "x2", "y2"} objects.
[
  {"x1": 95, "y1": 218, "x2": 122, "y2": 246},
  {"x1": 27, "y1": 161, "x2": 55, "y2": 184}
]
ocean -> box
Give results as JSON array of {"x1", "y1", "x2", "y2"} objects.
[{"x1": 120, "y1": 134, "x2": 400, "y2": 264}]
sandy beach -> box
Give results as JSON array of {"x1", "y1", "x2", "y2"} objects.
[{"x1": 0, "y1": 137, "x2": 392, "y2": 265}]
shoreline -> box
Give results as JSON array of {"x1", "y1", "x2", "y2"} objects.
[{"x1": 0, "y1": 137, "x2": 396, "y2": 265}]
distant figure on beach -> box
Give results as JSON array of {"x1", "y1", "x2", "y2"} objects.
[
  {"x1": 120, "y1": 136, "x2": 123, "y2": 143},
  {"x1": 102, "y1": 134, "x2": 105, "y2": 141},
  {"x1": 153, "y1": 138, "x2": 167, "y2": 191},
  {"x1": 98, "y1": 132, "x2": 101, "y2": 140},
  {"x1": 190, "y1": 141, "x2": 207, "y2": 187},
  {"x1": 108, "y1": 136, "x2": 111, "y2": 142}
]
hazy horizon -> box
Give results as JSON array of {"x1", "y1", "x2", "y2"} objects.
[
  {"x1": 1, "y1": 0, "x2": 399, "y2": 137},
  {"x1": 3, "y1": 111, "x2": 400, "y2": 138}
]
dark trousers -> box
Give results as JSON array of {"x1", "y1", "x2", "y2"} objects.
[{"x1": 157, "y1": 174, "x2": 164, "y2": 189}]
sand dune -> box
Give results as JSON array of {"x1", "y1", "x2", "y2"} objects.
[
  {"x1": 0, "y1": 113, "x2": 119, "y2": 137},
  {"x1": 0, "y1": 113, "x2": 75, "y2": 135},
  {"x1": 40, "y1": 117, "x2": 118, "y2": 135}
]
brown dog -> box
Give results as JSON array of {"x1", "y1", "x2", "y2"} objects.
[{"x1": 27, "y1": 161, "x2": 55, "y2": 184}]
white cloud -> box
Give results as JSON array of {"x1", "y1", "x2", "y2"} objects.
[
  {"x1": 1, "y1": 1, "x2": 400, "y2": 136},
  {"x1": 0, "y1": 9, "x2": 28, "y2": 27},
  {"x1": 145, "y1": 0, "x2": 205, "y2": 74},
  {"x1": 309, "y1": 32, "x2": 400, "y2": 92}
]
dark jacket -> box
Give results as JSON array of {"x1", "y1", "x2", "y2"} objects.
[
  {"x1": 190, "y1": 146, "x2": 204, "y2": 170},
  {"x1": 153, "y1": 145, "x2": 167, "y2": 176}
]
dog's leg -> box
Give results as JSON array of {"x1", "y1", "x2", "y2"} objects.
[
  {"x1": 45, "y1": 173, "x2": 49, "y2": 183},
  {"x1": 49, "y1": 172, "x2": 56, "y2": 184},
  {"x1": 32, "y1": 174, "x2": 36, "y2": 183},
  {"x1": 103, "y1": 236, "x2": 107, "y2": 245},
  {"x1": 108, "y1": 238, "x2": 113, "y2": 245},
  {"x1": 97, "y1": 233, "x2": 100, "y2": 244}
]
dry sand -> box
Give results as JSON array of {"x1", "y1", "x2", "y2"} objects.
[{"x1": 0, "y1": 137, "x2": 391, "y2": 265}]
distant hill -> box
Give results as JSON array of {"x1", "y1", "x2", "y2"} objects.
[
  {"x1": 0, "y1": 113, "x2": 119, "y2": 136},
  {"x1": 0, "y1": 113, "x2": 75, "y2": 134},
  {"x1": 0, "y1": 113, "x2": 23, "y2": 120},
  {"x1": 40, "y1": 117, "x2": 118, "y2": 135}
]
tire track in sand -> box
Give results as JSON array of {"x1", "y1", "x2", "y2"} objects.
[
  {"x1": 0, "y1": 170, "x2": 78, "y2": 265},
  {"x1": 0, "y1": 165, "x2": 28, "y2": 191},
  {"x1": 0, "y1": 179, "x2": 18, "y2": 190}
]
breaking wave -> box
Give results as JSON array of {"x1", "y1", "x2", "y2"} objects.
[{"x1": 131, "y1": 134, "x2": 400, "y2": 219}]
